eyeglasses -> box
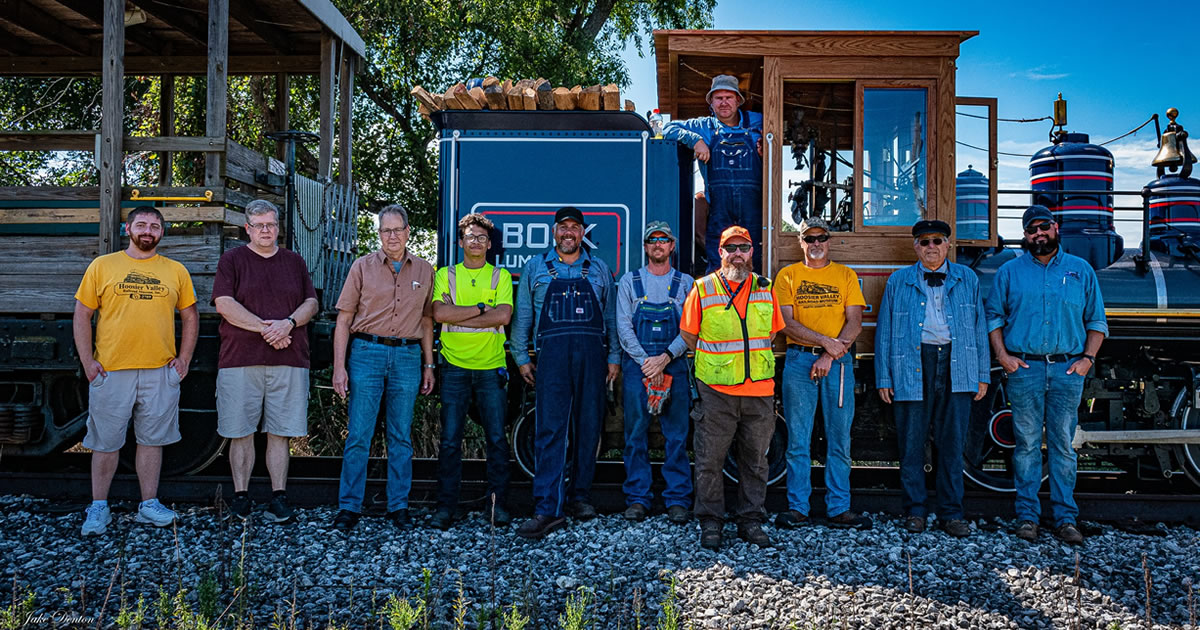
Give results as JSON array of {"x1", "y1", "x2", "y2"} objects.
[
  {"x1": 1024, "y1": 222, "x2": 1054, "y2": 235},
  {"x1": 918, "y1": 238, "x2": 945, "y2": 247},
  {"x1": 802, "y1": 233, "x2": 830, "y2": 244},
  {"x1": 645, "y1": 236, "x2": 673, "y2": 244},
  {"x1": 722, "y1": 243, "x2": 752, "y2": 253},
  {"x1": 379, "y1": 227, "x2": 409, "y2": 237},
  {"x1": 247, "y1": 222, "x2": 278, "y2": 232},
  {"x1": 463, "y1": 233, "x2": 489, "y2": 244}
]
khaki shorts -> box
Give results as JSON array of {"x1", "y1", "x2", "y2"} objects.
[
  {"x1": 216, "y1": 366, "x2": 309, "y2": 438},
  {"x1": 83, "y1": 365, "x2": 182, "y2": 452}
]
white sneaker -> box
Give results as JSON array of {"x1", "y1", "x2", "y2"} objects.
[
  {"x1": 81, "y1": 503, "x2": 111, "y2": 536},
  {"x1": 135, "y1": 499, "x2": 178, "y2": 527}
]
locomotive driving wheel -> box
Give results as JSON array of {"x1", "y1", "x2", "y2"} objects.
[
  {"x1": 721, "y1": 411, "x2": 789, "y2": 486},
  {"x1": 509, "y1": 399, "x2": 602, "y2": 482},
  {"x1": 1170, "y1": 383, "x2": 1200, "y2": 488},
  {"x1": 962, "y1": 369, "x2": 1049, "y2": 492}
]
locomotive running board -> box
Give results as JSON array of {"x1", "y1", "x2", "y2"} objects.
[{"x1": 1072, "y1": 428, "x2": 1200, "y2": 449}]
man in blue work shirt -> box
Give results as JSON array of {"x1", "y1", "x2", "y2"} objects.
[
  {"x1": 876, "y1": 219, "x2": 989, "y2": 538},
  {"x1": 511, "y1": 206, "x2": 621, "y2": 539},
  {"x1": 985, "y1": 205, "x2": 1106, "y2": 545},
  {"x1": 615, "y1": 221, "x2": 694, "y2": 524},
  {"x1": 663, "y1": 74, "x2": 764, "y2": 273}
]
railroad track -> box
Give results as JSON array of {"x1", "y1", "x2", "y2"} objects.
[{"x1": 4, "y1": 454, "x2": 1198, "y2": 527}]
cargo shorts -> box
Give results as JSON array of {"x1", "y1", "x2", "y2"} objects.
[
  {"x1": 216, "y1": 366, "x2": 309, "y2": 438},
  {"x1": 83, "y1": 365, "x2": 183, "y2": 453}
]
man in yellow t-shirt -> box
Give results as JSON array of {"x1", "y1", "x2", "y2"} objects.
[
  {"x1": 74, "y1": 207, "x2": 198, "y2": 536},
  {"x1": 430, "y1": 213, "x2": 513, "y2": 529},
  {"x1": 773, "y1": 216, "x2": 871, "y2": 530}
]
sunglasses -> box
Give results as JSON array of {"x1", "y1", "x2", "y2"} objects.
[
  {"x1": 722, "y1": 243, "x2": 752, "y2": 253},
  {"x1": 1024, "y1": 222, "x2": 1054, "y2": 235},
  {"x1": 918, "y1": 238, "x2": 945, "y2": 247},
  {"x1": 802, "y1": 233, "x2": 830, "y2": 244},
  {"x1": 644, "y1": 236, "x2": 673, "y2": 244}
]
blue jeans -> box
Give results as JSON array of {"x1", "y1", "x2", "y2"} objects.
[
  {"x1": 893, "y1": 344, "x2": 972, "y2": 520},
  {"x1": 437, "y1": 362, "x2": 511, "y2": 510},
  {"x1": 1006, "y1": 360, "x2": 1086, "y2": 526},
  {"x1": 621, "y1": 356, "x2": 692, "y2": 508},
  {"x1": 782, "y1": 348, "x2": 855, "y2": 517},
  {"x1": 338, "y1": 338, "x2": 420, "y2": 513}
]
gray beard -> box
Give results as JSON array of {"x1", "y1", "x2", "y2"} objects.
[{"x1": 721, "y1": 262, "x2": 751, "y2": 283}]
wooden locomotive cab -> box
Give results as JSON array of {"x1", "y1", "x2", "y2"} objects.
[{"x1": 654, "y1": 30, "x2": 995, "y2": 353}]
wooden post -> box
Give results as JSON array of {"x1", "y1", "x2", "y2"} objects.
[
  {"x1": 158, "y1": 74, "x2": 174, "y2": 186},
  {"x1": 98, "y1": 0, "x2": 124, "y2": 254},
  {"x1": 205, "y1": 0, "x2": 228, "y2": 189},
  {"x1": 275, "y1": 73, "x2": 289, "y2": 162},
  {"x1": 338, "y1": 53, "x2": 353, "y2": 187},
  {"x1": 318, "y1": 33, "x2": 336, "y2": 181}
]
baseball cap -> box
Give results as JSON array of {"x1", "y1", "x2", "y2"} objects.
[
  {"x1": 643, "y1": 221, "x2": 675, "y2": 241},
  {"x1": 1021, "y1": 205, "x2": 1055, "y2": 230},
  {"x1": 719, "y1": 225, "x2": 752, "y2": 247},
  {"x1": 798, "y1": 216, "x2": 831, "y2": 234},
  {"x1": 554, "y1": 206, "x2": 586, "y2": 226}
]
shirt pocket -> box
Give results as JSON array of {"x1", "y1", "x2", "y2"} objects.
[
  {"x1": 1061, "y1": 274, "x2": 1086, "y2": 308},
  {"x1": 547, "y1": 287, "x2": 595, "y2": 324}
]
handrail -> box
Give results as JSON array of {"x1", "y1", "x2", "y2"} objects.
[{"x1": 129, "y1": 189, "x2": 214, "y2": 202}]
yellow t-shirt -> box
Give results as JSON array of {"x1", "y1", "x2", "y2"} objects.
[
  {"x1": 432, "y1": 263, "x2": 513, "y2": 370},
  {"x1": 773, "y1": 261, "x2": 865, "y2": 341},
  {"x1": 74, "y1": 251, "x2": 197, "y2": 371}
]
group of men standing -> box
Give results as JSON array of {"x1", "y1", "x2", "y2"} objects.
[{"x1": 74, "y1": 74, "x2": 1105, "y2": 549}]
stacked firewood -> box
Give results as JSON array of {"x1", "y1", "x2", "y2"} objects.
[{"x1": 410, "y1": 77, "x2": 633, "y2": 119}]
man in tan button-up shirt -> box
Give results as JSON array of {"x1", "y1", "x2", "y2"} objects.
[{"x1": 330, "y1": 204, "x2": 435, "y2": 532}]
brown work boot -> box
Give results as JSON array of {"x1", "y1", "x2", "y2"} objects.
[
  {"x1": 699, "y1": 521, "x2": 723, "y2": 550},
  {"x1": 1054, "y1": 522, "x2": 1083, "y2": 545},
  {"x1": 941, "y1": 519, "x2": 970, "y2": 538},
  {"x1": 736, "y1": 522, "x2": 772, "y2": 548},
  {"x1": 903, "y1": 515, "x2": 926, "y2": 533},
  {"x1": 828, "y1": 511, "x2": 873, "y2": 530},
  {"x1": 1014, "y1": 520, "x2": 1038, "y2": 541},
  {"x1": 774, "y1": 510, "x2": 809, "y2": 529},
  {"x1": 515, "y1": 514, "x2": 566, "y2": 540}
]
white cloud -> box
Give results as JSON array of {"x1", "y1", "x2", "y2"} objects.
[{"x1": 1008, "y1": 65, "x2": 1070, "y2": 81}]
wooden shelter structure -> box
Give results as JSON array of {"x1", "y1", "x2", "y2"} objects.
[
  {"x1": 0, "y1": 0, "x2": 366, "y2": 313},
  {"x1": 654, "y1": 30, "x2": 998, "y2": 350}
]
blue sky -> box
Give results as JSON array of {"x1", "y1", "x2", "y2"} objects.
[{"x1": 620, "y1": 0, "x2": 1199, "y2": 244}]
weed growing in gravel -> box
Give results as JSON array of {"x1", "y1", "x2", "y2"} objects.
[
  {"x1": 559, "y1": 587, "x2": 593, "y2": 630},
  {"x1": 655, "y1": 572, "x2": 683, "y2": 630},
  {"x1": 0, "y1": 585, "x2": 34, "y2": 630},
  {"x1": 381, "y1": 594, "x2": 424, "y2": 629}
]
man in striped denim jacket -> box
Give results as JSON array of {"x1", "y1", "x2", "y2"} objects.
[{"x1": 876, "y1": 220, "x2": 989, "y2": 538}]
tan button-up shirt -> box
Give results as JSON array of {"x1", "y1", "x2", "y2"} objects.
[{"x1": 336, "y1": 250, "x2": 433, "y2": 338}]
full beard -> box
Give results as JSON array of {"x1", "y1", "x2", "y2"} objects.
[
  {"x1": 1022, "y1": 234, "x2": 1059, "y2": 256},
  {"x1": 721, "y1": 259, "x2": 751, "y2": 283},
  {"x1": 557, "y1": 240, "x2": 579, "y2": 255},
  {"x1": 133, "y1": 235, "x2": 160, "y2": 252}
]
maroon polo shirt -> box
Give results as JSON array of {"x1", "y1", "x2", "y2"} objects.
[{"x1": 211, "y1": 245, "x2": 318, "y2": 369}]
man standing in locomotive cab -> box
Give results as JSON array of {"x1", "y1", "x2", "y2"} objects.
[
  {"x1": 662, "y1": 74, "x2": 764, "y2": 274},
  {"x1": 510, "y1": 206, "x2": 621, "y2": 539},
  {"x1": 430, "y1": 213, "x2": 513, "y2": 530},
  {"x1": 986, "y1": 205, "x2": 1106, "y2": 545},
  {"x1": 75, "y1": 206, "x2": 198, "y2": 536},
  {"x1": 680, "y1": 226, "x2": 784, "y2": 550},
  {"x1": 875, "y1": 219, "x2": 990, "y2": 537},
  {"x1": 212, "y1": 199, "x2": 319, "y2": 524},
  {"x1": 330, "y1": 204, "x2": 436, "y2": 532},
  {"x1": 773, "y1": 216, "x2": 871, "y2": 530},
  {"x1": 615, "y1": 221, "x2": 695, "y2": 524}
]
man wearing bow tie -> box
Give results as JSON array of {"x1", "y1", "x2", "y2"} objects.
[{"x1": 876, "y1": 220, "x2": 989, "y2": 537}]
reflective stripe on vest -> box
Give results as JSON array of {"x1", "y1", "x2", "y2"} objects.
[
  {"x1": 445, "y1": 264, "x2": 504, "y2": 335},
  {"x1": 693, "y1": 272, "x2": 776, "y2": 385}
]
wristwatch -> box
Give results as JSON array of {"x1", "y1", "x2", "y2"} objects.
[
  {"x1": 1081, "y1": 354, "x2": 1096, "y2": 362},
  {"x1": 477, "y1": 303, "x2": 487, "y2": 316},
  {"x1": 286, "y1": 316, "x2": 297, "y2": 328},
  {"x1": 422, "y1": 363, "x2": 436, "y2": 369}
]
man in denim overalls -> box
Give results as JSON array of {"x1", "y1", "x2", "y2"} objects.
[
  {"x1": 511, "y1": 207, "x2": 621, "y2": 539},
  {"x1": 615, "y1": 221, "x2": 695, "y2": 524},
  {"x1": 663, "y1": 74, "x2": 764, "y2": 273}
]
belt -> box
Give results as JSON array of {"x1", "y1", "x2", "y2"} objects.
[
  {"x1": 792, "y1": 344, "x2": 824, "y2": 355},
  {"x1": 352, "y1": 332, "x2": 420, "y2": 347},
  {"x1": 1009, "y1": 351, "x2": 1076, "y2": 364}
]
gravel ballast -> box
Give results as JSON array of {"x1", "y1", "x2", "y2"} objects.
[{"x1": 2, "y1": 495, "x2": 1198, "y2": 629}]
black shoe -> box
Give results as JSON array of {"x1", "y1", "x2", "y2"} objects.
[
  {"x1": 699, "y1": 521, "x2": 723, "y2": 550},
  {"x1": 737, "y1": 522, "x2": 772, "y2": 548},
  {"x1": 903, "y1": 515, "x2": 926, "y2": 533},
  {"x1": 623, "y1": 503, "x2": 648, "y2": 522},
  {"x1": 774, "y1": 510, "x2": 809, "y2": 529},
  {"x1": 1054, "y1": 522, "x2": 1083, "y2": 545},
  {"x1": 565, "y1": 501, "x2": 597, "y2": 521},
  {"x1": 666, "y1": 505, "x2": 689, "y2": 524},
  {"x1": 941, "y1": 519, "x2": 970, "y2": 538},
  {"x1": 1014, "y1": 520, "x2": 1038, "y2": 541},
  {"x1": 332, "y1": 510, "x2": 359, "y2": 532},
  {"x1": 516, "y1": 514, "x2": 566, "y2": 539},
  {"x1": 488, "y1": 504, "x2": 512, "y2": 526},
  {"x1": 264, "y1": 494, "x2": 294, "y2": 524},
  {"x1": 429, "y1": 508, "x2": 454, "y2": 530},
  {"x1": 387, "y1": 508, "x2": 410, "y2": 529},
  {"x1": 828, "y1": 511, "x2": 873, "y2": 530},
  {"x1": 227, "y1": 494, "x2": 252, "y2": 521}
]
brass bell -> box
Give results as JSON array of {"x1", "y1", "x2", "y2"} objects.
[{"x1": 1153, "y1": 130, "x2": 1184, "y2": 167}]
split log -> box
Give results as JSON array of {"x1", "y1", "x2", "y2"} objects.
[
  {"x1": 501, "y1": 78, "x2": 513, "y2": 94},
  {"x1": 482, "y1": 76, "x2": 500, "y2": 88},
  {"x1": 601, "y1": 83, "x2": 620, "y2": 111},
  {"x1": 467, "y1": 86, "x2": 488, "y2": 109},
  {"x1": 444, "y1": 83, "x2": 471, "y2": 109},
  {"x1": 506, "y1": 86, "x2": 524, "y2": 110},
  {"x1": 552, "y1": 87, "x2": 576, "y2": 110},
  {"x1": 484, "y1": 83, "x2": 506, "y2": 109},
  {"x1": 534, "y1": 79, "x2": 554, "y2": 110},
  {"x1": 521, "y1": 87, "x2": 537, "y2": 111},
  {"x1": 624, "y1": 99, "x2": 635, "y2": 112},
  {"x1": 410, "y1": 86, "x2": 441, "y2": 111},
  {"x1": 418, "y1": 104, "x2": 431, "y2": 121},
  {"x1": 432, "y1": 93, "x2": 445, "y2": 110},
  {"x1": 577, "y1": 85, "x2": 601, "y2": 111}
]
